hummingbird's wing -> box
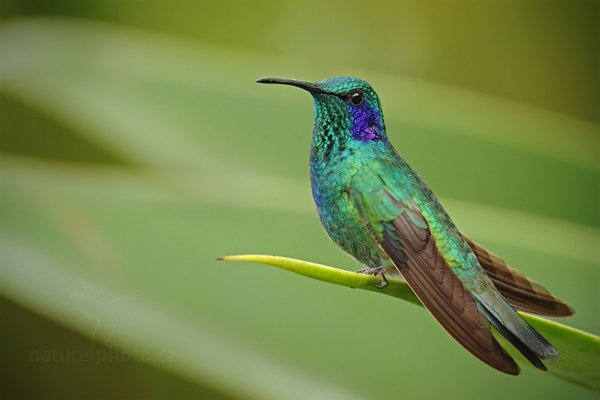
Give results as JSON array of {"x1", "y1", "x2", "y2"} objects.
[
  {"x1": 464, "y1": 236, "x2": 574, "y2": 317},
  {"x1": 348, "y1": 166, "x2": 520, "y2": 375}
]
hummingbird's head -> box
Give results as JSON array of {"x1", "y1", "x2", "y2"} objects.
[{"x1": 257, "y1": 76, "x2": 387, "y2": 150}]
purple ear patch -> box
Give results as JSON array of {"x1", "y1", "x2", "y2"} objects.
[{"x1": 349, "y1": 105, "x2": 383, "y2": 142}]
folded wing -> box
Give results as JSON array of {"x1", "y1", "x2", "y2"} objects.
[{"x1": 349, "y1": 178, "x2": 520, "y2": 374}]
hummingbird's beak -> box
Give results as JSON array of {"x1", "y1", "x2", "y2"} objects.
[{"x1": 256, "y1": 78, "x2": 331, "y2": 95}]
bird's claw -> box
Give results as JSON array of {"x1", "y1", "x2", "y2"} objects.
[
  {"x1": 375, "y1": 273, "x2": 388, "y2": 289},
  {"x1": 355, "y1": 267, "x2": 388, "y2": 289}
]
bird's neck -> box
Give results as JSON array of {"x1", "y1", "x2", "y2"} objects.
[{"x1": 309, "y1": 100, "x2": 389, "y2": 203}]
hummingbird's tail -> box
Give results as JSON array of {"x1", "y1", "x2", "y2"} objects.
[
  {"x1": 476, "y1": 291, "x2": 559, "y2": 371},
  {"x1": 465, "y1": 236, "x2": 574, "y2": 317}
]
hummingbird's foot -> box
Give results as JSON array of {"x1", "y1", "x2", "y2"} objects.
[{"x1": 355, "y1": 267, "x2": 388, "y2": 289}]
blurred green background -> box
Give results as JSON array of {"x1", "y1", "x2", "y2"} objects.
[{"x1": 0, "y1": 1, "x2": 598, "y2": 399}]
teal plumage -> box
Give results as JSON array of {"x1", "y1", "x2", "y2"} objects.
[{"x1": 258, "y1": 76, "x2": 573, "y2": 374}]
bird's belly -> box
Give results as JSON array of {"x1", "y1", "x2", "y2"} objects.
[{"x1": 316, "y1": 194, "x2": 384, "y2": 268}]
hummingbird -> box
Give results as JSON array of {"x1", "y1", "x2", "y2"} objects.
[{"x1": 257, "y1": 76, "x2": 574, "y2": 375}]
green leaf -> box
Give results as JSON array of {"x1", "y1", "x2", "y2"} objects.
[{"x1": 220, "y1": 254, "x2": 600, "y2": 392}]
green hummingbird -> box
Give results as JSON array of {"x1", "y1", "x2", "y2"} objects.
[{"x1": 257, "y1": 76, "x2": 574, "y2": 375}]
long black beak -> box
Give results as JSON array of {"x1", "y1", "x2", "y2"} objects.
[{"x1": 256, "y1": 78, "x2": 330, "y2": 95}]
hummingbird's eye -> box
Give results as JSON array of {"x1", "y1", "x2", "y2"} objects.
[{"x1": 348, "y1": 91, "x2": 364, "y2": 106}]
